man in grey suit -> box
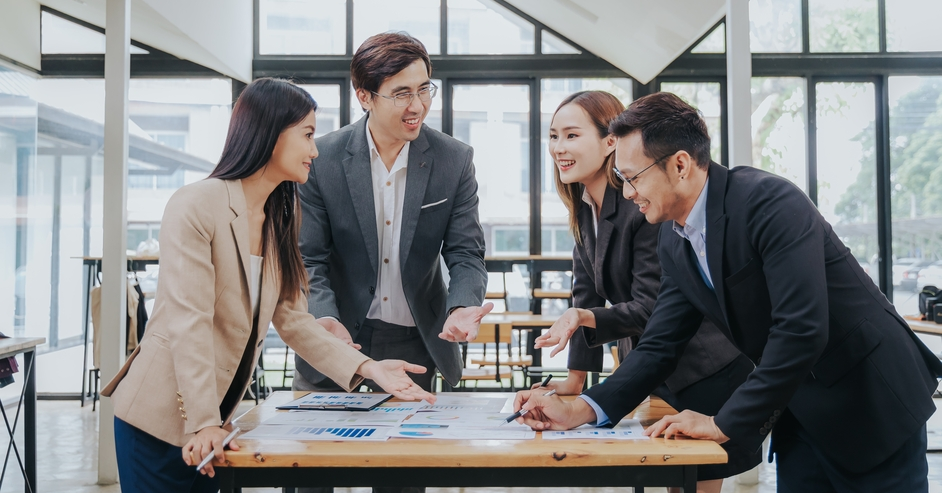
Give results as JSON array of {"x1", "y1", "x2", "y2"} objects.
[{"x1": 294, "y1": 32, "x2": 492, "y2": 400}]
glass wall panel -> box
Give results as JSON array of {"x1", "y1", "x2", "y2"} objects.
[
  {"x1": 540, "y1": 79, "x2": 632, "y2": 255},
  {"x1": 809, "y1": 0, "x2": 879, "y2": 52},
  {"x1": 299, "y1": 84, "x2": 341, "y2": 137},
  {"x1": 751, "y1": 77, "x2": 807, "y2": 191},
  {"x1": 691, "y1": 23, "x2": 725, "y2": 54},
  {"x1": 888, "y1": 76, "x2": 942, "y2": 316},
  {"x1": 541, "y1": 30, "x2": 580, "y2": 55},
  {"x1": 353, "y1": 0, "x2": 441, "y2": 54},
  {"x1": 452, "y1": 84, "x2": 530, "y2": 255},
  {"x1": 659, "y1": 82, "x2": 722, "y2": 163},
  {"x1": 447, "y1": 0, "x2": 534, "y2": 54},
  {"x1": 749, "y1": 0, "x2": 801, "y2": 53},
  {"x1": 259, "y1": 0, "x2": 347, "y2": 55},
  {"x1": 349, "y1": 79, "x2": 443, "y2": 131},
  {"x1": 886, "y1": 0, "x2": 942, "y2": 52},
  {"x1": 41, "y1": 11, "x2": 147, "y2": 54},
  {"x1": 815, "y1": 82, "x2": 879, "y2": 290}
]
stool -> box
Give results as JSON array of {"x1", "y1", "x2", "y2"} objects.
[{"x1": 87, "y1": 367, "x2": 100, "y2": 411}]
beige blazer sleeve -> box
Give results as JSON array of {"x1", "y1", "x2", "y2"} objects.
[{"x1": 271, "y1": 293, "x2": 368, "y2": 392}]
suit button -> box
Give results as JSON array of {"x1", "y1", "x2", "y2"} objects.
[
  {"x1": 354, "y1": 323, "x2": 360, "y2": 330},
  {"x1": 773, "y1": 410, "x2": 781, "y2": 417},
  {"x1": 369, "y1": 286, "x2": 375, "y2": 294},
  {"x1": 764, "y1": 422, "x2": 771, "y2": 429},
  {"x1": 759, "y1": 428, "x2": 768, "y2": 435},
  {"x1": 769, "y1": 416, "x2": 777, "y2": 424}
]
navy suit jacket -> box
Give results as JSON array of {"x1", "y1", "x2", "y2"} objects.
[
  {"x1": 567, "y1": 185, "x2": 741, "y2": 392},
  {"x1": 584, "y1": 162, "x2": 942, "y2": 473}
]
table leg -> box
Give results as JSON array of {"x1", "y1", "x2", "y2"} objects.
[
  {"x1": 682, "y1": 465, "x2": 697, "y2": 492},
  {"x1": 24, "y1": 350, "x2": 36, "y2": 493},
  {"x1": 218, "y1": 468, "x2": 235, "y2": 493},
  {"x1": 80, "y1": 263, "x2": 93, "y2": 407}
]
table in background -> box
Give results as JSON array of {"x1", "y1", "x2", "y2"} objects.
[
  {"x1": 481, "y1": 312, "x2": 556, "y2": 377},
  {"x1": 0, "y1": 337, "x2": 45, "y2": 493},
  {"x1": 218, "y1": 391, "x2": 726, "y2": 492},
  {"x1": 74, "y1": 256, "x2": 159, "y2": 407}
]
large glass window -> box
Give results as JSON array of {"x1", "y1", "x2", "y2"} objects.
[
  {"x1": 751, "y1": 77, "x2": 807, "y2": 191},
  {"x1": 659, "y1": 82, "x2": 723, "y2": 163},
  {"x1": 452, "y1": 84, "x2": 530, "y2": 255},
  {"x1": 258, "y1": 0, "x2": 347, "y2": 55},
  {"x1": 299, "y1": 84, "x2": 341, "y2": 137},
  {"x1": 749, "y1": 0, "x2": 801, "y2": 53},
  {"x1": 886, "y1": 0, "x2": 942, "y2": 52},
  {"x1": 809, "y1": 0, "x2": 879, "y2": 53},
  {"x1": 888, "y1": 76, "x2": 942, "y2": 316},
  {"x1": 353, "y1": 0, "x2": 440, "y2": 54},
  {"x1": 691, "y1": 23, "x2": 725, "y2": 54},
  {"x1": 447, "y1": 0, "x2": 534, "y2": 54},
  {"x1": 815, "y1": 82, "x2": 879, "y2": 289},
  {"x1": 539, "y1": 78, "x2": 632, "y2": 255}
]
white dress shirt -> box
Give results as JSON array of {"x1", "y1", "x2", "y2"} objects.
[{"x1": 364, "y1": 122, "x2": 416, "y2": 327}]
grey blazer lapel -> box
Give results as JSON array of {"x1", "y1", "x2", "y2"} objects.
[
  {"x1": 343, "y1": 119, "x2": 379, "y2": 274},
  {"x1": 399, "y1": 129, "x2": 432, "y2": 267}
]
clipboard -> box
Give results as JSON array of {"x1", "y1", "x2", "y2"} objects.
[{"x1": 275, "y1": 392, "x2": 393, "y2": 411}]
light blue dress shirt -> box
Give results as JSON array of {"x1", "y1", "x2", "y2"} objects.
[{"x1": 579, "y1": 178, "x2": 712, "y2": 427}]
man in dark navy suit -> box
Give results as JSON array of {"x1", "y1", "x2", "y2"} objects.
[{"x1": 513, "y1": 92, "x2": 942, "y2": 492}]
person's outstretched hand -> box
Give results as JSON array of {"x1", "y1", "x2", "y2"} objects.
[
  {"x1": 439, "y1": 303, "x2": 495, "y2": 342},
  {"x1": 533, "y1": 308, "x2": 594, "y2": 357},
  {"x1": 357, "y1": 359, "x2": 437, "y2": 404}
]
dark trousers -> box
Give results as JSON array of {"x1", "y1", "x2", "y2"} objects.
[
  {"x1": 652, "y1": 353, "x2": 761, "y2": 481},
  {"x1": 114, "y1": 417, "x2": 219, "y2": 493},
  {"x1": 292, "y1": 319, "x2": 435, "y2": 493},
  {"x1": 773, "y1": 409, "x2": 928, "y2": 492}
]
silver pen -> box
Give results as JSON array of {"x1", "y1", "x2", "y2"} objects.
[{"x1": 196, "y1": 427, "x2": 241, "y2": 471}]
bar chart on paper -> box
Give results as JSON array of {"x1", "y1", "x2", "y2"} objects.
[{"x1": 241, "y1": 425, "x2": 390, "y2": 441}]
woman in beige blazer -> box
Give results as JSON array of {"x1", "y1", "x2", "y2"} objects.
[{"x1": 102, "y1": 78, "x2": 435, "y2": 493}]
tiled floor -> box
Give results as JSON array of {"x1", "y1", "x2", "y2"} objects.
[{"x1": 2, "y1": 399, "x2": 942, "y2": 493}]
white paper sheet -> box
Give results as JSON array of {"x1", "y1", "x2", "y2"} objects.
[
  {"x1": 401, "y1": 411, "x2": 529, "y2": 430},
  {"x1": 388, "y1": 427, "x2": 535, "y2": 440},
  {"x1": 265, "y1": 411, "x2": 406, "y2": 427},
  {"x1": 541, "y1": 419, "x2": 649, "y2": 440},
  {"x1": 416, "y1": 395, "x2": 510, "y2": 413}
]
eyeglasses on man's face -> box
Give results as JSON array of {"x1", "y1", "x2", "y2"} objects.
[
  {"x1": 372, "y1": 82, "x2": 438, "y2": 107},
  {"x1": 613, "y1": 153, "x2": 674, "y2": 191}
]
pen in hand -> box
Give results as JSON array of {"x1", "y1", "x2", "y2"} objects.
[
  {"x1": 196, "y1": 427, "x2": 241, "y2": 471},
  {"x1": 502, "y1": 388, "x2": 557, "y2": 426}
]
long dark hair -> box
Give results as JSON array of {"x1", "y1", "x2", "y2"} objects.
[
  {"x1": 209, "y1": 78, "x2": 316, "y2": 303},
  {"x1": 551, "y1": 91, "x2": 624, "y2": 243}
]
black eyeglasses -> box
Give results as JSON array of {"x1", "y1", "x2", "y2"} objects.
[
  {"x1": 613, "y1": 153, "x2": 674, "y2": 191},
  {"x1": 371, "y1": 82, "x2": 438, "y2": 107}
]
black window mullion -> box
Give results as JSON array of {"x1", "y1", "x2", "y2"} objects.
[
  {"x1": 801, "y1": 0, "x2": 810, "y2": 54},
  {"x1": 875, "y1": 75, "x2": 893, "y2": 297},
  {"x1": 346, "y1": 0, "x2": 354, "y2": 56},
  {"x1": 806, "y1": 77, "x2": 818, "y2": 205},
  {"x1": 441, "y1": 78, "x2": 453, "y2": 135},
  {"x1": 877, "y1": 0, "x2": 887, "y2": 53},
  {"x1": 440, "y1": 0, "x2": 448, "y2": 55},
  {"x1": 529, "y1": 77, "x2": 541, "y2": 255},
  {"x1": 719, "y1": 77, "x2": 729, "y2": 168}
]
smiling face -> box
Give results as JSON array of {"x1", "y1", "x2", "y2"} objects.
[
  {"x1": 357, "y1": 59, "x2": 431, "y2": 148},
  {"x1": 267, "y1": 109, "x2": 318, "y2": 185},
  {"x1": 549, "y1": 103, "x2": 616, "y2": 187},
  {"x1": 615, "y1": 131, "x2": 691, "y2": 224}
]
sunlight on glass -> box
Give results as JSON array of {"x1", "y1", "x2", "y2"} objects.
[
  {"x1": 749, "y1": 0, "x2": 801, "y2": 52},
  {"x1": 751, "y1": 78, "x2": 806, "y2": 191},
  {"x1": 353, "y1": 0, "x2": 441, "y2": 54},
  {"x1": 299, "y1": 85, "x2": 341, "y2": 137},
  {"x1": 541, "y1": 30, "x2": 580, "y2": 55},
  {"x1": 809, "y1": 0, "x2": 878, "y2": 52},
  {"x1": 447, "y1": 0, "x2": 534, "y2": 54},
  {"x1": 259, "y1": 0, "x2": 346, "y2": 55},
  {"x1": 886, "y1": 0, "x2": 942, "y2": 52},
  {"x1": 691, "y1": 23, "x2": 725, "y2": 54}
]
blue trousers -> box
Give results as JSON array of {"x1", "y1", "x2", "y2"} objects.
[
  {"x1": 114, "y1": 417, "x2": 219, "y2": 493},
  {"x1": 774, "y1": 409, "x2": 928, "y2": 492}
]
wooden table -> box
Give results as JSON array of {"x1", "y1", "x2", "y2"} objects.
[
  {"x1": 218, "y1": 391, "x2": 726, "y2": 492},
  {"x1": 0, "y1": 337, "x2": 45, "y2": 493},
  {"x1": 905, "y1": 315, "x2": 942, "y2": 336}
]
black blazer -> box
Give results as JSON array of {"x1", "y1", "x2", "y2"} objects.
[
  {"x1": 584, "y1": 163, "x2": 942, "y2": 473},
  {"x1": 567, "y1": 186, "x2": 741, "y2": 392}
]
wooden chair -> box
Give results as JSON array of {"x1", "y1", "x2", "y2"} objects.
[
  {"x1": 458, "y1": 323, "x2": 514, "y2": 390},
  {"x1": 469, "y1": 320, "x2": 533, "y2": 386}
]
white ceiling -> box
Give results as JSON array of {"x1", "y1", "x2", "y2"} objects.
[
  {"x1": 0, "y1": 0, "x2": 723, "y2": 84},
  {"x1": 506, "y1": 0, "x2": 726, "y2": 84}
]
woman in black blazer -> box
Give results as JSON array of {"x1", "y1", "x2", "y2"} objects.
[{"x1": 534, "y1": 91, "x2": 758, "y2": 491}]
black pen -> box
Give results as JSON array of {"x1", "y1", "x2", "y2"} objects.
[
  {"x1": 502, "y1": 388, "x2": 557, "y2": 425},
  {"x1": 539, "y1": 374, "x2": 553, "y2": 388}
]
